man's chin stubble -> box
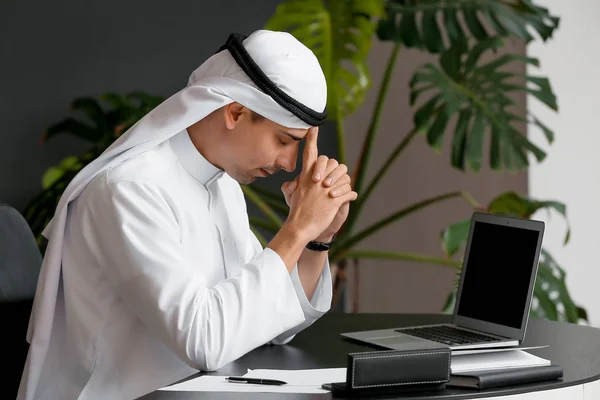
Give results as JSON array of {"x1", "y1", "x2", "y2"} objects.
[{"x1": 234, "y1": 173, "x2": 258, "y2": 185}]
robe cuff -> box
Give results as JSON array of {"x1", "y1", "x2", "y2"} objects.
[
  {"x1": 257, "y1": 248, "x2": 307, "y2": 328},
  {"x1": 289, "y1": 257, "x2": 333, "y2": 320}
]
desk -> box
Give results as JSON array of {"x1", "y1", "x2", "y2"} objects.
[{"x1": 141, "y1": 313, "x2": 600, "y2": 399}]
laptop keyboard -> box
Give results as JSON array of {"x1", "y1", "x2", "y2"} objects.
[{"x1": 396, "y1": 325, "x2": 499, "y2": 346}]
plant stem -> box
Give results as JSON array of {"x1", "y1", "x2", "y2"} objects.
[
  {"x1": 249, "y1": 184, "x2": 286, "y2": 202},
  {"x1": 336, "y1": 106, "x2": 346, "y2": 165},
  {"x1": 262, "y1": 197, "x2": 290, "y2": 216},
  {"x1": 241, "y1": 186, "x2": 283, "y2": 227},
  {"x1": 346, "y1": 42, "x2": 401, "y2": 234},
  {"x1": 249, "y1": 184, "x2": 290, "y2": 215},
  {"x1": 352, "y1": 257, "x2": 360, "y2": 313},
  {"x1": 248, "y1": 217, "x2": 280, "y2": 234},
  {"x1": 460, "y1": 191, "x2": 481, "y2": 208},
  {"x1": 331, "y1": 258, "x2": 347, "y2": 310},
  {"x1": 347, "y1": 126, "x2": 420, "y2": 235},
  {"x1": 250, "y1": 226, "x2": 268, "y2": 248},
  {"x1": 340, "y1": 249, "x2": 462, "y2": 268},
  {"x1": 352, "y1": 42, "x2": 401, "y2": 195},
  {"x1": 332, "y1": 191, "x2": 472, "y2": 260}
]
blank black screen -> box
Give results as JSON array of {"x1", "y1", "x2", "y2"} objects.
[{"x1": 456, "y1": 221, "x2": 540, "y2": 329}]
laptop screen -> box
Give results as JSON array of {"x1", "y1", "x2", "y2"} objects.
[{"x1": 456, "y1": 220, "x2": 541, "y2": 329}]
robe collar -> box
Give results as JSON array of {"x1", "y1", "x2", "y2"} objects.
[{"x1": 169, "y1": 129, "x2": 224, "y2": 186}]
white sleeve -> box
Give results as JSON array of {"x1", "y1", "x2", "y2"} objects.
[
  {"x1": 83, "y1": 177, "x2": 308, "y2": 371},
  {"x1": 246, "y1": 230, "x2": 332, "y2": 345}
]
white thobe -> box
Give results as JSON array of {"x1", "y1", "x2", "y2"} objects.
[{"x1": 31, "y1": 130, "x2": 332, "y2": 399}]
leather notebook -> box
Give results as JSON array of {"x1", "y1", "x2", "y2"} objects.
[
  {"x1": 323, "y1": 345, "x2": 451, "y2": 397},
  {"x1": 448, "y1": 364, "x2": 564, "y2": 389}
]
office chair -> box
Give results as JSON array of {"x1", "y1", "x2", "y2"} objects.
[{"x1": 0, "y1": 204, "x2": 42, "y2": 398}]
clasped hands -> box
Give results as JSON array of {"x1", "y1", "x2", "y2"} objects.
[{"x1": 281, "y1": 127, "x2": 358, "y2": 243}]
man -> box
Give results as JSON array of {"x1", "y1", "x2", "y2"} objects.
[{"x1": 18, "y1": 30, "x2": 358, "y2": 399}]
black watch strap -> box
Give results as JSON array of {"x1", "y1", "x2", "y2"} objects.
[{"x1": 306, "y1": 236, "x2": 335, "y2": 252}]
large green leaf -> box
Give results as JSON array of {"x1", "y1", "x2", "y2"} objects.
[
  {"x1": 440, "y1": 218, "x2": 471, "y2": 257},
  {"x1": 265, "y1": 0, "x2": 384, "y2": 118},
  {"x1": 43, "y1": 118, "x2": 104, "y2": 143},
  {"x1": 441, "y1": 191, "x2": 570, "y2": 257},
  {"x1": 378, "y1": 0, "x2": 559, "y2": 51},
  {"x1": 410, "y1": 37, "x2": 557, "y2": 172},
  {"x1": 70, "y1": 97, "x2": 108, "y2": 133},
  {"x1": 41, "y1": 167, "x2": 66, "y2": 190},
  {"x1": 532, "y1": 250, "x2": 586, "y2": 323},
  {"x1": 41, "y1": 156, "x2": 84, "y2": 189},
  {"x1": 96, "y1": 92, "x2": 138, "y2": 137},
  {"x1": 488, "y1": 191, "x2": 570, "y2": 244}
]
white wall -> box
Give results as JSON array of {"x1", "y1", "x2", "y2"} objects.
[{"x1": 528, "y1": 1, "x2": 600, "y2": 326}]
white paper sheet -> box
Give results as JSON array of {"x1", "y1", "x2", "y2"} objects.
[
  {"x1": 451, "y1": 350, "x2": 551, "y2": 373},
  {"x1": 159, "y1": 368, "x2": 347, "y2": 393},
  {"x1": 244, "y1": 368, "x2": 347, "y2": 386},
  {"x1": 451, "y1": 345, "x2": 549, "y2": 356}
]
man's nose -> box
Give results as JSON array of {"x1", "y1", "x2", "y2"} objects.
[{"x1": 278, "y1": 146, "x2": 298, "y2": 173}]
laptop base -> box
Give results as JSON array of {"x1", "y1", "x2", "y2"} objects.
[{"x1": 341, "y1": 324, "x2": 519, "y2": 351}]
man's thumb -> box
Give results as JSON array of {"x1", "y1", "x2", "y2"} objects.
[
  {"x1": 282, "y1": 180, "x2": 297, "y2": 196},
  {"x1": 281, "y1": 181, "x2": 293, "y2": 194}
]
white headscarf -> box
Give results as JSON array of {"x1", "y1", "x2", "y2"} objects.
[{"x1": 21, "y1": 29, "x2": 327, "y2": 396}]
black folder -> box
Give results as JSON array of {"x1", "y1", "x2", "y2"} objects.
[{"x1": 447, "y1": 364, "x2": 563, "y2": 389}]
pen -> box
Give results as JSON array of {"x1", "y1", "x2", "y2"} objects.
[{"x1": 226, "y1": 376, "x2": 287, "y2": 385}]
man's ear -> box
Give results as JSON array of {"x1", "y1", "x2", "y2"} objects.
[{"x1": 223, "y1": 102, "x2": 248, "y2": 130}]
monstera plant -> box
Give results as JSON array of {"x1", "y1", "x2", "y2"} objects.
[{"x1": 242, "y1": 0, "x2": 587, "y2": 322}]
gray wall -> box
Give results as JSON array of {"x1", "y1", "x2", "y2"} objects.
[
  {"x1": 0, "y1": 0, "x2": 284, "y2": 210},
  {"x1": 1, "y1": 2, "x2": 527, "y2": 313}
]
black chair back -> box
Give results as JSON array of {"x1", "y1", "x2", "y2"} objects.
[{"x1": 0, "y1": 204, "x2": 42, "y2": 398}]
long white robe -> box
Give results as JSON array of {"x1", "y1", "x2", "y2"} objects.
[{"x1": 32, "y1": 130, "x2": 332, "y2": 399}]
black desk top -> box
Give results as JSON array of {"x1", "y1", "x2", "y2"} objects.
[{"x1": 141, "y1": 313, "x2": 600, "y2": 399}]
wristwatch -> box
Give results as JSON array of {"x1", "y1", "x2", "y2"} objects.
[{"x1": 306, "y1": 235, "x2": 336, "y2": 252}]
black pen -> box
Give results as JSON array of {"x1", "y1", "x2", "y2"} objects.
[{"x1": 226, "y1": 376, "x2": 287, "y2": 385}]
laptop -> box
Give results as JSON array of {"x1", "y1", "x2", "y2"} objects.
[{"x1": 341, "y1": 212, "x2": 545, "y2": 351}]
